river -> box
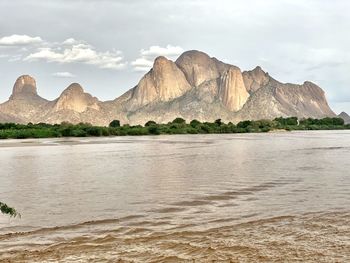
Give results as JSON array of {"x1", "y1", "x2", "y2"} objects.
[{"x1": 0, "y1": 131, "x2": 349, "y2": 262}]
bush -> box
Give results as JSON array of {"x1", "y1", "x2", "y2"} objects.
[
  {"x1": 215, "y1": 119, "x2": 222, "y2": 126},
  {"x1": 86, "y1": 127, "x2": 103, "y2": 136},
  {"x1": 148, "y1": 125, "x2": 160, "y2": 135},
  {"x1": 0, "y1": 202, "x2": 20, "y2": 218},
  {"x1": 237, "y1": 120, "x2": 252, "y2": 129},
  {"x1": 274, "y1": 117, "x2": 298, "y2": 126}
]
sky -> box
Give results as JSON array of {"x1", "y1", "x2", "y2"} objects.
[{"x1": 0, "y1": 0, "x2": 349, "y2": 114}]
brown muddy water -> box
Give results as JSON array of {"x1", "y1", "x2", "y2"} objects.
[{"x1": 0, "y1": 131, "x2": 349, "y2": 262}]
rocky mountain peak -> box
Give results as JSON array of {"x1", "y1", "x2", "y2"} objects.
[
  {"x1": 153, "y1": 56, "x2": 169, "y2": 68},
  {"x1": 0, "y1": 50, "x2": 338, "y2": 126},
  {"x1": 10, "y1": 75, "x2": 38, "y2": 99},
  {"x1": 175, "y1": 50, "x2": 221, "y2": 87},
  {"x1": 129, "y1": 56, "x2": 191, "y2": 108},
  {"x1": 61, "y1": 83, "x2": 85, "y2": 95},
  {"x1": 54, "y1": 83, "x2": 100, "y2": 113},
  {"x1": 339, "y1": 112, "x2": 350, "y2": 124},
  {"x1": 219, "y1": 67, "x2": 250, "y2": 112},
  {"x1": 243, "y1": 66, "x2": 270, "y2": 94}
]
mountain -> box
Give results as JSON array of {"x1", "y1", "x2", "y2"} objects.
[
  {"x1": 40, "y1": 83, "x2": 115, "y2": 125},
  {"x1": 0, "y1": 75, "x2": 50, "y2": 123},
  {"x1": 235, "y1": 78, "x2": 335, "y2": 121},
  {"x1": 121, "y1": 50, "x2": 335, "y2": 124},
  {"x1": 339, "y1": 112, "x2": 350, "y2": 124},
  {"x1": 0, "y1": 50, "x2": 337, "y2": 126}
]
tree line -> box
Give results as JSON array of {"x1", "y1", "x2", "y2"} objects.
[{"x1": 0, "y1": 117, "x2": 348, "y2": 140}]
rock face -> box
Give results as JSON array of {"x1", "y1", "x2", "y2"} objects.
[
  {"x1": 0, "y1": 75, "x2": 49, "y2": 123},
  {"x1": 10, "y1": 75, "x2": 38, "y2": 99},
  {"x1": 339, "y1": 112, "x2": 350, "y2": 124},
  {"x1": 175, "y1": 50, "x2": 222, "y2": 87},
  {"x1": 237, "y1": 78, "x2": 335, "y2": 120},
  {"x1": 0, "y1": 50, "x2": 337, "y2": 126},
  {"x1": 219, "y1": 67, "x2": 250, "y2": 111},
  {"x1": 243, "y1": 66, "x2": 270, "y2": 94},
  {"x1": 128, "y1": 56, "x2": 191, "y2": 108}
]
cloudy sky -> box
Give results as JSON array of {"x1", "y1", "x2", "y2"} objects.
[{"x1": 0, "y1": 0, "x2": 349, "y2": 113}]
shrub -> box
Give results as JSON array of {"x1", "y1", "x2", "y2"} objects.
[
  {"x1": 148, "y1": 125, "x2": 160, "y2": 135},
  {"x1": 237, "y1": 120, "x2": 252, "y2": 129},
  {"x1": 215, "y1": 119, "x2": 222, "y2": 126},
  {"x1": 0, "y1": 202, "x2": 20, "y2": 218},
  {"x1": 274, "y1": 117, "x2": 298, "y2": 126},
  {"x1": 86, "y1": 127, "x2": 103, "y2": 136}
]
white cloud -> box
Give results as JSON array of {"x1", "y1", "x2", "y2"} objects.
[
  {"x1": 140, "y1": 45, "x2": 184, "y2": 58},
  {"x1": 52, "y1": 72, "x2": 76, "y2": 78},
  {"x1": 62, "y1": 38, "x2": 81, "y2": 45},
  {"x1": 131, "y1": 45, "x2": 184, "y2": 71},
  {"x1": 0, "y1": 34, "x2": 42, "y2": 45},
  {"x1": 131, "y1": 58, "x2": 154, "y2": 72},
  {"x1": 25, "y1": 43, "x2": 125, "y2": 70}
]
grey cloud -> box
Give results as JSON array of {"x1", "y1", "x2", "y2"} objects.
[{"x1": 0, "y1": 0, "x2": 350, "y2": 114}]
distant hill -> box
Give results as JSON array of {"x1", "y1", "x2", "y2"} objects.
[{"x1": 339, "y1": 112, "x2": 350, "y2": 124}]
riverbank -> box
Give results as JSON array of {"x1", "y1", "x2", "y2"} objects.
[{"x1": 0, "y1": 117, "x2": 348, "y2": 139}]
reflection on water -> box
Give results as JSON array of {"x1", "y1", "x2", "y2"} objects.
[{"x1": 0, "y1": 131, "x2": 349, "y2": 262}]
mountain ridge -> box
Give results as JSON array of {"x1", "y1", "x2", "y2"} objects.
[{"x1": 0, "y1": 50, "x2": 336, "y2": 126}]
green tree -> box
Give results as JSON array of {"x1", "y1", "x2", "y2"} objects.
[
  {"x1": 172, "y1": 117, "x2": 186, "y2": 124},
  {"x1": 237, "y1": 120, "x2": 252, "y2": 128},
  {"x1": 145, "y1": 120, "x2": 157, "y2": 127},
  {"x1": 332, "y1": 117, "x2": 345, "y2": 126},
  {"x1": 215, "y1": 119, "x2": 222, "y2": 126},
  {"x1": 0, "y1": 202, "x2": 20, "y2": 218},
  {"x1": 190, "y1": 119, "x2": 201, "y2": 127},
  {"x1": 274, "y1": 117, "x2": 298, "y2": 126},
  {"x1": 109, "y1": 120, "x2": 121, "y2": 128}
]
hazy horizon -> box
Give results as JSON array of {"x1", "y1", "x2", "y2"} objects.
[{"x1": 1, "y1": 0, "x2": 350, "y2": 114}]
